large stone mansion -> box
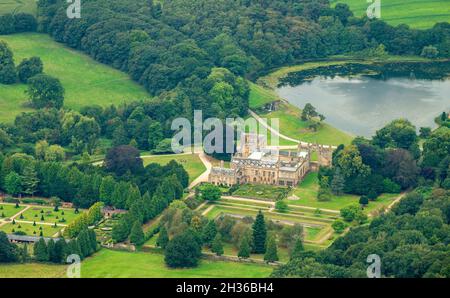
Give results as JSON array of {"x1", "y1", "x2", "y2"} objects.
[{"x1": 209, "y1": 134, "x2": 334, "y2": 187}]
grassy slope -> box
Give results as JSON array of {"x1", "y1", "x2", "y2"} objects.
[
  {"x1": 142, "y1": 154, "x2": 206, "y2": 183},
  {"x1": 262, "y1": 102, "x2": 354, "y2": 146},
  {"x1": 0, "y1": 263, "x2": 67, "y2": 278},
  {"x1": 291, "y1": 172, "x2": 398, "y2": 213},
  {"x1": 0, "y1": 0, "x2": 36, "y2": 15},
  {"x1": 0, "y1": 249, "x2": 272, "y2": 278},
  {"x1": 80, "y1": 249, "x2": 272, "y2": 278},
  {"x1": 0, "y1": 33, "x2": 149, "y2": 123},
  {"x1": 330, "y1": 0, "x2": 450, "y2": 29}
]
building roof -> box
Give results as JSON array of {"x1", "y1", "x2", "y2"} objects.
[{"x1": 6, "y1": 234, "x2": 65, "y2": 243}]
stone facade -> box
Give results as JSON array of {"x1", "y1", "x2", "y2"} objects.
[{"x1": 209, "y1": 134, "x2": 334, "y2": 187}]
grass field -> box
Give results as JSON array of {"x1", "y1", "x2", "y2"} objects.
[
  {"x1": 291, "y1": 172, "x2": 398, "y2": 213},
  {"x1": 260, "y1": 102, "x2": 354, "y2": 146},
  {"x1": 0, "y1": 203, "x2": 25, "y2": 218},
  {"x1": 330, "y1": 0, "x2": 450, "y2": 29},
  {"x1": 0, "y1": 0, "x2": 36, "y2": 15},
  {"x1": 142, "y1": 153, "x2": 206, "y2": 183},
  {"x1": 0, "y1": 33, "x2": 150, "y2": 123},
  {"x1": 249, "y1": 81, "x2": 279, "y2": 109},
  {"x1": 81, "y1": 249, "x2": 272, "y2": 278},
  {"x1": 0, "y1": 263, "x2": 67, "y2": 278}
]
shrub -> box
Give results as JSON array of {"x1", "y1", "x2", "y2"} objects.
[{"x1": 383, "y1": 178, "x2": 401, "y2": 194}]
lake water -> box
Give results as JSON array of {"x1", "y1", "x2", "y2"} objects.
[{"x1": 277, "y1": 75, "x2": 450, "y2": 137}]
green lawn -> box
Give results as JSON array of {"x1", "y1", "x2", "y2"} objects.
[
  {"x1": 0, "y1": 203, "x2": 25, "y2": 218},
  {"x1": 0, "y1": 33, "x2": 150, "y2": 123},
  {"x1": 142, "y1": 153, "x2": 206, "y2": 183},
  {"x1": 249, "y1": 81, "x2": 279, "y2": 109},
  {"x1": 330, "y1": 0, "x2": 450, "y2": 29},
  {"x1": 19, "y1": 206, "x2": 82, "y2": 225},
  {"x1": 0, "y1": 221, "x2": 62, "y2": 237},
  {"x1": 0, "y1": 263, "x2": 67, "y2": 278},
  {"x1": 0, "y1": 0, "x2": 36, "y2": 15},
  {"x1": 260, "y1": 102, "x2": 354, "y2": 146},
  {"x1": 291, "y1": 172, "x2": 398, "y2": 213},
  {"x1": 81, "y1": 249, "x2": 272, "y2": 278}
]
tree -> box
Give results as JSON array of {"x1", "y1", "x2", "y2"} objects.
[
  {"x1": 392, "y1": 192, "x2": 424, "y2": 216},
  {"x1": 27, "y1": 74, "x2": 64, "y2": 109},
  {"x1": 331, "y1": 168, "x2": 345, "y2": 195},
  {"x1": 252, "y1": 210, "x2": 267, "y2": 253},
  {"x1": 419, "y1": 127, "x2": 432, "y2": 139},
  {"x1": 157, "y1": 226, "x2": 169, "y2": 249},
  {"x1": 301, "y1": 103, "x2": 318, "y2": 121},
  {"x1": 373, "y1": 119, "x2": 418, "y2": 151},
  {"x1": 4, "y1": 171, "x2": 23, "y2": 196},
  {"x1": 264, "y1": 234, "x2": 279, "y2": 263},
  {"x1": 112, "y1": 217, "x2": 131, "y2": 243},
  {"x1": 202, "y1": 220, "x2": 217, "y2": 246},
  {"x1": 0, "y1": 40, "x2": 16, "y2": 84},
  {"x1": 105, "y1": 145, "x2": 143, "y2": 176},
  {"x1": 99, "y1": 176, "x2": 115, "y2": 205},
  {"x1": 165, "y1": 230, "x2": 202, "y2": 268},
  {"x1": 211, "y1": 233, "x2": 224, "y2": 256},
  {"x1": 0, "y1": 231, "x2": 18, "y2": 262},
  {"x1": 21, "y1": 164, "x2": 39, "y2": 196},
  {"x1": 33, "y1": 237, "x2": 48, "y2": 262},
  {"x1": 17, "y1": 57, "x2": 43, "y2": 83},
  {"x1": 421, "y1": 45, "x2": 439, "y2": 59},
  {"x1": 238, "y1": 235, "x2": 251, "y2": 259},
  {"x1": 0, "y1": 128, "x2": 12, "y2": 150},
  {"x1": 199, "y1": 183, "x2": 221, "y2": 201},
  {"x1": 290, "y1": 237, "x2": 304, "y2": 260},
  {"x1": 332, "y1": 220, "x2": 346, "y2": 234},
  {"x1": 340, "y1": 205, "x2": 361, "y2": 222},
  {"x1": 359, "y1": 196, "x2": 369, "y2": 207},
  {"x1": 275, "y1": 200, "x2": 288, "y2": 212},
  {"x1": 130, "y1": 220, "x2": 145, "y2": 246}
]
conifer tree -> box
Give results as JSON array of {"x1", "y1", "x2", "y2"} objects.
[
  {"x1": 290, "y1": 237, "x2": 304, "y2": 260},
  {"x1": 126, "y1": 184, "x2": 141, "y2": 209},
  {"x1": 88, "y1": 229, "x2": 97, "y2": 252},
  {"x1": 156, "y1": 226, "x2": 169, "y2": 249},
  {"x1": 21, "y1": 163, "x2": 39, "y2": 196},
  {"x1": 34, "y1": 238, "x2": 48, "y2": 262},
  {"x1": 77, "y1": 228, "x2": 92, "y2": 258},
  {"x1": 112, "y1": 216, "x2": 131, "y2": 243},
  {"x1": 202, "y1": 219, "x2": 217, "y2": 247},
  {"x1": 252, "y1": 210, "x2": 267, "y2": 253},
  {"x1": 264, "y1": 234, "x2": 278, "y2": 263},
  {"x1": 238, "y1": 235, "x2": 251, "y2": 259},
  {"x1": 130, "y1": 220, "x2": 145, "y2": 246},
  {"x1": 99, "y1": 176, "x2": 115, "y2": 205},
  {"x1": 211, "y1": 233, "x2": 224, "y2": 256},
  {"x1": 47, "y1": 239, "x2": 56, "y2": 262}
]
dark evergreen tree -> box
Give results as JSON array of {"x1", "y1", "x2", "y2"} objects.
[
  {"x1": 211, "y1": 233, "x2": 224, "y2": 256},
  {"x1": 0, "y1": 231, "x2": 19, "y2": 262},
  {"x1": 238, "y1": 235, "x2": 251, "y2": 259},
  {"x1": 252, "y1": 211, "x2": 267, "y2": 253},
  {"x1": 264, "y1": 234, "x2": 279, "y2": 263},
  {"x1": 156, "y1": 226, "x2": 169, "y2": 249},
  {"x1": 202, "y1": 220, "x2": 217, "y2": 247},
  {"x1": 130, "y1": 220, "x2": 145, "y2": 246},
  {"x1": 164, "y1": 230, "x2": 202, "y2": 268},
  {"x1": 33, "y1": 238, "x2": 48, "y2": 262}
]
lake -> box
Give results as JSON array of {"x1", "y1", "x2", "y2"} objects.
[{"x1": 276, "y1": 62, "x2": 450, "y2": 137}]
